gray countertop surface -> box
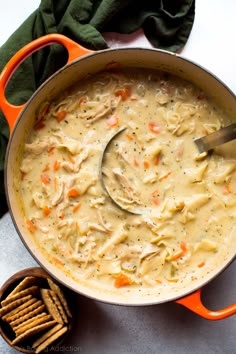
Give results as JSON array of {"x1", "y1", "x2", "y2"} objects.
[{"x1": 0, "y1": 213, "x2": 235, "y2": 354}]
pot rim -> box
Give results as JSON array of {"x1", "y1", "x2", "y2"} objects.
[{"x1": 3, "y1": 44, "x2": 236, "y2": 308}]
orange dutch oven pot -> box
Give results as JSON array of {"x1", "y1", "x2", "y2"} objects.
[{"x1": 0, "y1": 34, "x2": 235, "y2": 320}]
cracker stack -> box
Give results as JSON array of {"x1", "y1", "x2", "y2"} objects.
[{"x1": 0, "y1": 276, "x2": 72, "y2": 353}]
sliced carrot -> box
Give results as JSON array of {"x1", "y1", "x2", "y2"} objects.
[
  {"x1": 48, "y1": 146, "x2": 55, "y2": 156},
  {"x1": 148, "y1": 122, "x2": 160, "y2": 134},
  {"x1": 43, "y1": 164, "x2": 50, "y2": 172},
  {"x1": 151, "y1": 196, "x2": 160, "y2": 206},
  {"x1": 20, "y1": 172, "x2": 25, "y2": 181},
  {"x1": 115, "y1": 87, "x2": 132, "y2": 101},
  {"x1": 68, "y1": 155, "x2": 75, "y2": 164},
  {"x1": 143, "y1": 160, "x2": 150, "y2": 169},
  {"x1": 105, "y1": 61, "x2": 121, "y2": 71},
  {"x1": 53, "y1": 160, "x2": 61, "y2": 171},
  {"x1": 53, "y1": 177, "x2": 58, "y2": 192},
  {"x1": 73, "y1": 203, "x2": 81, "y2": 213},
  {"x1": 34, "y1": 121, "x2": 46, "y2": 130},
  {"x1": 59, "y1": 211, "x2": 65, "y2": 220},
  {"x1": 159, "y1": 171, "x2": 172, "y2": 182},
  {"x1": 198, "y1": 261, "x2": 205, "y2": 268},
  {"x1": 75, "y1": 221, "x2": 80, "y2": 230},
  {"x1": 180, "y1": 241, "x2": 187, "y2": 253},
  {"x1": 25, "y1": 219, "x2": 36, "y2": 234},
  {"x1": 52, "y1": 257, "x2": 64, "y2": 267},
  {"x1": 78, "y1": 96, "x2": 87, "y2": 106},
  {"x1": 67, "y1": 188, "x2": 80, "y2": 198},
  {"x1": 114, "y1": 273, "x2": 133, "y2": 288},
  {"x1": 125, "y1": 132, "x2": 134, "y2": 141},
  {"x1": 37, "y1": 102, "x2": 50, "y2": 121},
  {"x1": 34, "y1": 102, "x2": 50, "y2": 129},
  {"x1": 133, "y1": 157, "x2": 140, "y2": 167},
  {"x1": 153, "y1": 155, "x2": 159, "y2": 166},
  {"x1": 171, "y1": 250, "x2": 183, "y2": 261},
  {"x1": 197, "y1": 93, "x2": 205, "y2": 100},
  {"x1": 167, "y1": 278, "x2": 179, "y2": 283},
  {"x1": 223, "y1": 184, "x2": 231, "y2": 195},
  {"x1": 56, "y1": 110, "x2": 67, "y2": 123},
  {"x1": 106, "y1": 116, "x2": 119, "y2": 127},
  {"x1": 171, "y1": 242, "x2": 187, "y2": 261},
  {"x1": 151, "y1": 189, "x2": 159, "y2": 196},
  {"x1": 43, "y1": 206, "x2": 51, "y2": 217},
  {"x1": 155, "y1": 279, "x2": 162, "y2": 284},
  {"x1": 41, "y1": 173, "x2": 51, "y2": 185}
]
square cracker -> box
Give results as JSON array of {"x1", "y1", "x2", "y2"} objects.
[
  {"x1": 4, "y1": 300, "x2": 43, "y2": 322},
  {"x1": 15, "y1": 314, "x2": 52, "y2": 336},
  {"x1": 49, "y1": 290, "x2": 68, "y2": 323},
  {"x1": 0, "y1": 295, "x2": 33, "y2": 317},
  {"x1": 47, "y1": 278, "x2": 72, "y2": 318},
  {"x1": 35, "y1": 326, "x2": 68, "y2": 353},
  {"x1": 12, "y1": 312, "x2": 48, "y2": 331},
  {"x1": 12, "y1": 319, "x2": 57, "y2": 345},
  {"x1": 9, "y1": 304, "x2": 46, "y2": 327},
  {"x1": 1, "y1": 286, "x2": 39, "y2": 307},
  {"x1": 40, "y1": 289, "x2": 63, "y2": 324},
  {"x1": 32, "y1": 323, "x2": 63, "y2": 348},
  {"x1": 5, "y1": 277, "x2": 39, "y2": 300}
]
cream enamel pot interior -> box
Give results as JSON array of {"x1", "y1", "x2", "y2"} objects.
[{"x1": 0, "y1": 34, "x2": 235, "y2": 320}]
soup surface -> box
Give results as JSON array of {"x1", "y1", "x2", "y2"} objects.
[{"x1": 19, "y1": 68, "x2": 236, "y2": 294}]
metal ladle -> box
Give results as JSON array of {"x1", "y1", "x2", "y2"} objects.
[
  {"x1": 100, "y1": 127, "x2": 149, "y2": 215},
  {"x1": 194, "y1": 122, "x2": 236, "y2": 153}
]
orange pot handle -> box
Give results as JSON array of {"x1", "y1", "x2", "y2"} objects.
[
  {"x1": 0, "y1": 34, "x2": 93, "y2": 133},
  {"x1": 175, "y1": 288, "x2": 236, "y2": 320}
]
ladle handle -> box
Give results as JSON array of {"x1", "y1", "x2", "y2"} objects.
[
  {"x1": 0, "y1": 34, "x2": 93, "y2": 133},
  {"x1": 176, "y1": 288, "x2": 236, "y2": 320},
  {"x1": 194, "y1": 122, "x2": 236, "y2": 153}
]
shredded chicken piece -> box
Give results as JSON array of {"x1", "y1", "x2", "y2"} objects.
[
  {"x1": 57, "y1": 218, "x2": 78, "y2": 240},
  {"x1": 69, "y1": 253, "x2": 93, "y2": 264},
  {"x1": 25, "y1": 139, "x2": 50, "y2": 155},
  {"x1": 89, "y1": 196, "x2": 105, "y2": 208},
  {"x1": 174, "y1": 140, "x2": 184, "y2": 161},
  {"x1": 139, "y1": 244, "x2": 160, "y2": 261},
  {"x1": 98, "y1": 259, "x2": 121, "y2": 275},
  {"x1": 32, "y1": 192, "x2": 46, "y2": 209},
  {"x1": 76, "y1": 170, "x2": 97, "y2": 195},
  {"x1": 115, "y1": 142, "x2": 133, "y2": 166},
  {"x1": 142, "y1": 215, "x2": 162, "y2": 232},
  {"x1": 79, "y1": 97, "x2": 116, "y2": 123},
  {"x1": 96, "y1": 210, "x2": 113, "y2": 233},
  {"x1": 115, "y1": 196, "x2": 142, "y2": 206},
  {"x1": 51, "y1": 179, "x2": 64, "y2": 206},
  {"x1": 61, "y1": 147, "x2": 89, "y2": 173},
  {"x1": 70, "y1": 241, "x2": 96, "y2": 266},
  {"x1": 112, "y1": 167, "x2": 136, "y2": 200},
  {"x1": 97, "y1": 226, "x2": 128, "y2": 257},
  {"x1": 53, "y1": 132, "x2": 82, "y2": 155},
  {"x1": 20, "y1": 156, "x2": 34, "y2": 174},
  {"x1": 88, "y1": 222, "x2": 111, "y2": 234}
]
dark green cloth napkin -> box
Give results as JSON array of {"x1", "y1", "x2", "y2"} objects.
[{"x1": 0, "y1": 0, "x2": 195, "y2": 216}]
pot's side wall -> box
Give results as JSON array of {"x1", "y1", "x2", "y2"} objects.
[{"x1": 5, "y1": 48, "x2": 236, "y2": 305}]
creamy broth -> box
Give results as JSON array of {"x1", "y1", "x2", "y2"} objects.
[{"x1": 19, "y1": 68, "x2": 236, "y2": 291}]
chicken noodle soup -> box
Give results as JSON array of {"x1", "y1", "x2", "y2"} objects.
[{"x1": 19, "y1": 68, "x2": 236, "y2": 292}]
